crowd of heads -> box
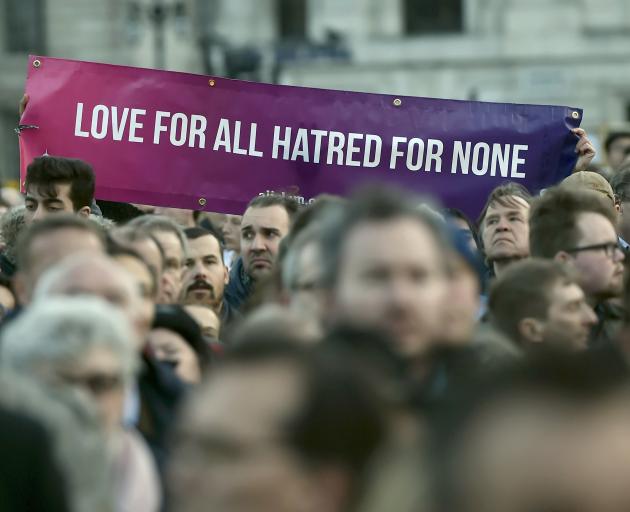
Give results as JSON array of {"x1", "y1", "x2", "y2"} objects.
[{"x1": 3, "y1": 132, "x2": 630, "y2": 512}]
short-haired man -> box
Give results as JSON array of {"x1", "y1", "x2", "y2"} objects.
[
  {"x1": 13, "y1": 214, "x2": 107, "y2": 306},
  {"x1": 432, "y1": 350, "x2": 630, "y2": 512},
  {"x1": 127, "y1": 215, "x2": 188, "y2": 304},
  {"x1": 489, "y1": 259, "x2": 597, "y2": 350},
  {"x1": 225, "y1": 194, "x2": 298, "y2": 311},
  {"x1": 478, "y1": 183, "x2": 532, "y2": 278},
  {"x1": 529, "y1": 186, "x2": 625, "y2": 347},
  {"x1": 320, "y1": 187, "x2": 450, "y2": 372},
  {"x1": 180, "y1": 227, "x2": 236, "y2": 326},
  {"x1": 24, "y1": 156, "x2": 95, "y2": 224},
  {"x1": 169, "y1": 339, "x2": 388, "y2": 512},
  {"x1": 604, "y1": 130, "x2": 630, "y2": 172}
]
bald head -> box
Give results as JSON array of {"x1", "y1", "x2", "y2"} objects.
[{"x1": 34, "y1": 254, "x2": 148, "y2": 346}]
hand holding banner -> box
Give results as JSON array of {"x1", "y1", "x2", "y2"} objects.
[{"x1": 19, "y1": 56, "x2": 582, "y2": 216}]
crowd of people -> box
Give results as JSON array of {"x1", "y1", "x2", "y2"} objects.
[{"x1": 2, "y1": 119, "x2": 630, "y2": 512}]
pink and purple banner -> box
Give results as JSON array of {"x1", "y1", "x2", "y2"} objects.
[{"x1": 19, "y1": 55, "x2": 582, "y2": 217}]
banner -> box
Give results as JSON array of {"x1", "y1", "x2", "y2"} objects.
[{"x1": 19, "y1": 55, "x2": 582, "y2": 217}]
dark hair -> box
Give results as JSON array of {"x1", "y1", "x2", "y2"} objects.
[
  {"x1": 430, "y1": 349, "x2": 630, "y2": 512},
  {"x1": 152, "y1": 304, "x2": 213, "y2": 370},
  {"x1": 604, "y1": 130, "x2": 630, "y2": 154},
  {"x1": 443, "y1": 207, "x2": 480, "y2": 251},
  {"x1": 488, "y1": 259, "x2": 578, "y2": 344},
  {"x1": 106, "y1": 239, "x2": 159, "y2": 298},
  {"x1": 529, "y1": 186, "x2": 617, "y2": 258},
  {"x1": 476, "y1": 182, "x2": 532, "y2": 229},
  {"x1": 16, "y1": 214, "x2": 106, "y2": 273},
  {"x1": 319, "y1": 186, "x2": 449, "y2": 288},
  {"x1": 610, "y1": 167, "x2": 630, "y2": 202},
  {"x1": 246, "y1": 194, "x2": 300, "y2": 221},
  {"x1": 221, "y1": 338, "x2": 387, "y2": 476},
  {"x1": 25, "y1": 156, "x2": 95, "y2": 211},
  {"x1": 96, "y1": 200, "x2": 145, "y2": 224},
  {"x1": 183, "y1": 226, "x2": 224, "y2": 263}
]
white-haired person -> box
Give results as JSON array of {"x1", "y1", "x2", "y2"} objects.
[{"x1": 0, "y1": 296, "x2": 162, "y2": 512}]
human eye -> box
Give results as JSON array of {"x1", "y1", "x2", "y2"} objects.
[
  {"x1": 241, "y1": 229, "x2": 254, "y2": 240},
  {"x1": 184, "y1": 259, "x2": 194, "y2": 269},
  {"x1": 25, "y1": 200, "x2": 37, "y2": 211}
]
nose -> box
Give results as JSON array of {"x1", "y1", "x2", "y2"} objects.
[
  {"x1": 582, "y1": 304, "x2": 598, "y2": 327},
  {"x1": 614, "y1": 246, "x2": 626, "y2": 262},
  {"x1": 495, "y1": 216, "x2": 510, "y2": 232},
  {"x1": 250, "y1": 233, "x2": 266, "y2": 252},
  {"x1": 193, "y1": 260, "x2": 206, "y2": 277}
]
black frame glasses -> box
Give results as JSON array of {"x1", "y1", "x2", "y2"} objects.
[{"x1": 565, "y1": 242, "x2": 623, "y2": 259}]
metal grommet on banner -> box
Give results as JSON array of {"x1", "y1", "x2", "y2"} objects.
[
  {"x1": 33, "y1": 59, "x2": 41, "y2": 68},
  {"x1": 208, "y1": 79, "x2": 215, "y2": 87},
  {"x1": 571, "y1": 111, "x2": 580, "y2": 120},
  {"x1": 198, "y1": 198, "x2": 207, "y2": 207},
  {"x1": 393, "y1": 98, "x2": 402, "y2": 107}
]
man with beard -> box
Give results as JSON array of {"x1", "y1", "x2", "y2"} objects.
[
  {"x1": 529, "y1": 186, "x2": 625, "y2": 348},
  {"x1": 225, "y1": 195, "x2": 298, "y2": 311},
  {"x1": 180, "y1": 227, "x2": 237, "y2": 327},
  {"x1": 478, "y1": 183, "x2": 532, "y2": 278}
]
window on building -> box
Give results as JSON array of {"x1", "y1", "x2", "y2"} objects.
[
  {"x1": 404, "y1": 0, "x2": 463, "y2": 35},
  {"x1": 4, "y1": 0, "x2": 46, "y2": 53},
  {"x1": 277, "y1": 0, "x2": 307, "y2": 40}
]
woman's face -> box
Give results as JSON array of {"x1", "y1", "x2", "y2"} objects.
[
  {"x1": 56, "y1": 346, "x2": 127, "y2": 433},
  {"x1": 148, "y1": 328, "x2": 202, "y2": 384}
]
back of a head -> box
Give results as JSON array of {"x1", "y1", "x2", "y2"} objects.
[
  {"x1": 488, "y1": 259, "x2": 576, "y2": 345},
  {"x1": 561, "y1": 170, "x2": 616, "y2": 206},
  {"x1": 319, "y1": 185, "x2": 449, "y2": 288},
  {"x1": 529, "y1": 186, "x2": 616, "y2": 258},
  {"x1": 25, "y1": 156, "x2": 95, "y2": 211}
]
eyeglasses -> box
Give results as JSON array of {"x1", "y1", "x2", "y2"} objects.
[
  {"x1": 59, "y1": 372, "x2": 124, "y2": 395},
  {"x1": 565, "y1": 242, "x2": 624, "y2": 259}
]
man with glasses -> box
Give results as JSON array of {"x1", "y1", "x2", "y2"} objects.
[{"x1": 530, "y1": 186, "x2": 625, "y2": 348}]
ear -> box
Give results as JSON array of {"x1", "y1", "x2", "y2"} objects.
[
  {"x1": 13, "y1": 271, "x2": 31, "y2": 306},
  {"x1": 554, "y1": 251, "x2": 572, "y2": 264},
  {"x1": 223, "y1": 265, "x2": 229, "y2": 285},
  {"x1": 518, "y1": 317, "x2": 545, "y2": 344},
  {"x1": 77, "y1": 206, "x2": 91, "y2": 218}
]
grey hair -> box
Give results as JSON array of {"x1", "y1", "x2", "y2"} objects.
[
  {"x1": 1, "y1": 296, "x2": 139, "y2": 384},
  {"x1": 126, "y1": 214, "x2": 188, "y2": 255},
  {"x1": 0, "y1": 205, "x2": 26, "y2": 264},
  {"x1": 0, "y1": 370, "x2": 114, "y2": 511}
]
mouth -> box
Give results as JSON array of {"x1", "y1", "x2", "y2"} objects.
[{"x1": 251, "y1": 258, "x2": 271, "y2": 267}]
